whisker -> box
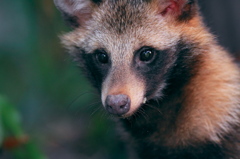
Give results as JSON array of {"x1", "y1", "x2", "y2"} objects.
[
  {"x1": 144, "y1": 103, "x2": 163, "y2": 115},
  {"x1": 90, "y1": 105, "x2": 102, "y2": 117},
  {"x1": 141, "y1": 109, "x2": 150, "y2": 122},
  {"x1": 96, "y1": 104, "x2": 107, "y2": 117},
  {"x1": 100, "y1": 108, "x2": 110, "y2": 119},
  {"x1": 155, "y1": 99, "x2": 161, "y2": 107},
  {"x1": 73, "y1": 100, "x2": 101, "y2": 116},
  {"x1": 67, "y1": 91, "x2": 99, "y2": 110},
  {"x1": 86, "y1": 100, "x2": 102, "y2": 110},
  {"x1": 132, "y1": 112, "x2": 142, "y2": 126}
]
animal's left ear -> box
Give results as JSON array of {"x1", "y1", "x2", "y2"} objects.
[{"x1": 159, "y1": 0, "x2": 197, "y2": 22}]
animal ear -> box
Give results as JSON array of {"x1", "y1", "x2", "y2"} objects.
[
  {"x1": 54, "y1": 0, "x2": 93, "y2": 28},
  {"x1": 159, "y1": 0, "x2": 197, "y2": 21}
]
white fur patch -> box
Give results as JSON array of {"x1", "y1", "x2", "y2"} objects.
[{"x1": 143, "y1": 97, "x2": 147, "y2": 104}]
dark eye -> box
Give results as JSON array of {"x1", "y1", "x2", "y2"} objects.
[
  {"x1": 140, "y1": 49, "x2": 154, "y2": 62},
  {"x1": 96, "y1": 52, "x2": 108, "y2": 64}
]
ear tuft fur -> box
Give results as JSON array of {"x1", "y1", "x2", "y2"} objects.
[
  {"x1": 160, "y1": 0, "x2": 197, "y2": 22},
  {"x1": 54, "y1": 0, "x2": 93, "y2": 28}
]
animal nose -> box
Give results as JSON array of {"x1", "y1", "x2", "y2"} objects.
[{"x1": 105, "y1": 94, "x2": 130, "y2": 116}]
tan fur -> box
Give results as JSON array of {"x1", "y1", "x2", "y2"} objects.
[
  {"x1": 179, "y1": 47, "x2": 240, "y2": 143},
  {"x1": 177, "y1": 17, "x2": 240, "y2": 145}
]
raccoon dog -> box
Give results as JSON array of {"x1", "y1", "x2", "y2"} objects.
[{"x1": 54, "y1": 0, "x2": 240, "y2": 158}]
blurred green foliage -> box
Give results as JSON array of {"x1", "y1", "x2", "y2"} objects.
[
  {"x1": 0, "y1": 0, "x2": 127, "y2": 158},
  {"x1": 0, "y1": 96, "x2": 23, "y2": 138},
  {"x1": 0, "y1": 96, "x2": 46, "y2": 159}
]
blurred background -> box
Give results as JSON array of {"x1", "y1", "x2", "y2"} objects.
[{"x1": 0, "y1": 0, "x2": 239, "y2": 159}]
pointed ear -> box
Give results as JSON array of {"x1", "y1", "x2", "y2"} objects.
[
  {"x1": 54, "y1": 0, "x2": 94, "y2": 28},
  {"x1": 159, "y1": 0, "x2": 197, "y2": 22}
]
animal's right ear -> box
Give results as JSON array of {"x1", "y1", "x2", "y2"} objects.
[
  {"x1": 156, "y1": 0, "x2": 197, "y2": 22},
  {"x1": 54, "y1": 0, "x2": 94, "y2": 28}
]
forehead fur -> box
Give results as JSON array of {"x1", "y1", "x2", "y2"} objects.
[
  {"x1": 98, "y1": 0, "x2": 151, "y2": 34},
  {"x1": 62, "y1": 0, "x2": 183, "y2": 56}
]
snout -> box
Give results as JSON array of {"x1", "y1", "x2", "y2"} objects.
[
  {"x1": 101, "y1": 69, "x2": 146, "y2": 117},
  {"x1": 105, "y1": 94, "x2": 131, "y2": 116}
]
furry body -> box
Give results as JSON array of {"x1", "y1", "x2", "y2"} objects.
[{"x1": 54, "y1": 0, "x2": 240, "y2": 158}]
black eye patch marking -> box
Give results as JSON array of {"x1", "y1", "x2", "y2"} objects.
[
  {"x1": 133, "y1": 46, "x2": 171, "y2": 72},
  {"x1": 133, "y1": 46, "x2": 174, "y2": 98},
  {"x1": 132, "y1": 42, "x2": 199, "y2": 100},
  {"x1": 75, "y1": 48, "x2": 111, "y2": 91}
]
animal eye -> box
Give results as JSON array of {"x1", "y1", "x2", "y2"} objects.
[
  {"x1": 96, "y1": 52, "x2": 108, "y2": 64},
  {"x1": 140, "y1": 49, "x2": 154, "y2": 62}
]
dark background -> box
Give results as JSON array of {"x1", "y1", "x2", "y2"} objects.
[
  {"x1": 0, "y1": 0, "x2": 239, "y2": 159},
  {"x1": 199, "y1": 0, "x2": 240, "y2": 56}
]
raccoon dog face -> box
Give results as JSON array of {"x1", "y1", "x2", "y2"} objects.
[{"x1": 55, "y1": 0, "x2": 198, "y2": 117}]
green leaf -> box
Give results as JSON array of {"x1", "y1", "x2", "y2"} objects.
[{"x1": 0, "y1": 96, "x2": 23, "y2": 137}]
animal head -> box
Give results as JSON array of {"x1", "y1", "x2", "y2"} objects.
[{"x1": 54, "y1": 0, "x2": 202, "y2": 117}]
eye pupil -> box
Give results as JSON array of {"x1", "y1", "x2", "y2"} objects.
[
  {"x1": 97, "y1": 53, "x2": 108, "y2": 64},
  {"x1": 140, "y1": 50, "x2": 154, "y2": 61}
]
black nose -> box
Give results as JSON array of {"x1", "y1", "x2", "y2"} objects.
[{"x1": 105, "y1": 94, "x2": 130, "y2": 116}]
